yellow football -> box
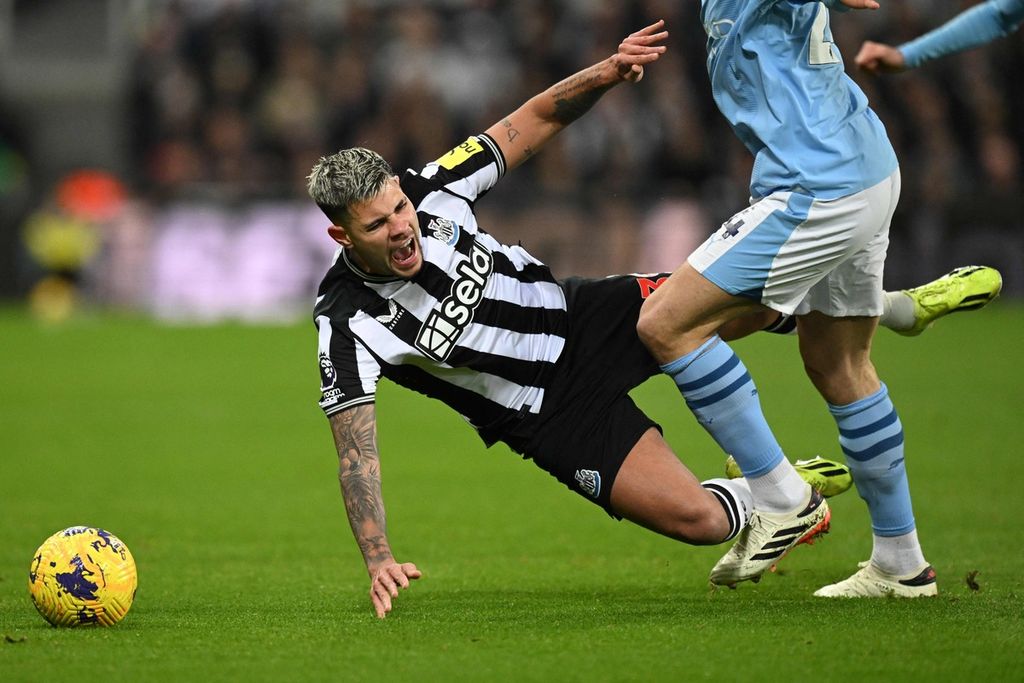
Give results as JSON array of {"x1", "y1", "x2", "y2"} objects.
[{"x1": 28, "y1": 526, "x2": 138, "y2": 627}]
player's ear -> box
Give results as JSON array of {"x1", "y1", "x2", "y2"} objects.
[{"x1": 327, "y1": 224, "x2": 352, "y2": 248}]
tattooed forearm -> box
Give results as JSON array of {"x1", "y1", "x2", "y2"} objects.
[
  {"x1": 329, "y1": 405, "x2": 391, "y2": 568},
  {"x1": 500, "y1": 118, "x2": 519, "y2": 143},
  {"x1": 501, "y1": 118, "x2": 535, "y2": 159},
  {"x1": 358, "y1": 534, "x2": 391, "y2": 567},
  {"x1": 550, "y1": 69, "x2": 614, "y2": 125}
]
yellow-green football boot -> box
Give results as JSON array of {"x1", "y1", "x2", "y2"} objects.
[
  {"x1": 725, "y1": 455, "x2": 852, "y2": 498},
  {"x1": 898, "y1": 265, "x2": 1002, "y2": 336}
]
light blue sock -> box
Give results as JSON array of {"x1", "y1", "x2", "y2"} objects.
[
  {"x1": 661, "y1": 336, "x2": 784, "y2": 478},
  {"x1": 830, "y1": 383, "x2": 915, "y2": 537}
]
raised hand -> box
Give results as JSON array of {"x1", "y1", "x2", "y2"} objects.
[
  {"x1": 855, "y1": 41, "x2": 907, "y2": 74},
  {"x1": 613, "y1": 19, "x2": 669, "y2": 83}
]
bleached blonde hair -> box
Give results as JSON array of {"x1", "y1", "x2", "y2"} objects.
[{"x1": 307, "y1": 148, "x2": 393, "y2": 226}]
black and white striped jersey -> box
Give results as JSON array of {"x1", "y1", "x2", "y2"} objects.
[{"x1": 313, "y1": 133, "x2": 569, "y2": 442}]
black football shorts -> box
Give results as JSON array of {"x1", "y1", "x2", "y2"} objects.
[{"x1": 499, "y1": 273, "x2": 672, "y2": 515}]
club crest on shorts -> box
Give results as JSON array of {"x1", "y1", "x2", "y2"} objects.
[{"x1": 574, "y1": 469, "x2": 601, "y2": 499}]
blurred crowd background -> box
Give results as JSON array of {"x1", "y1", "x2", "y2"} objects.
[{"x1": 1, "y1": 0, "x2": 1022, "y2": 322}]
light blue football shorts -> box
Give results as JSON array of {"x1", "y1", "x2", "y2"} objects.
[{"x1": 688, "y1": 169, "x2": 901, "y2": 317}]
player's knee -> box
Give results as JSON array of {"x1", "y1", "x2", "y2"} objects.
[
  {"x1": 802, "y1": 356, "x2": 878, "y2": 404},
  {"x1": 801, "y1": 356, "x2": 833, "y2": 388},
  {"x1": 636, "y1": 301, "x2": 660, "y2": 346},
  {"x1": 664, "y1": 498, "x2": 730, "y2": 546},
  {"x1": 636, "y1": 304, "x2": 678, "y2": 360}
]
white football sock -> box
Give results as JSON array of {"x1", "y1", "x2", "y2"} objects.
[
  {"x1": 746, "y1": 458, "x2": 809, "y2": 513},
  {"x1": 871, "y1": 529, "x2": 928, "y2": 576},
  {"x1": 880, "y1": 291, "x2": 916, "y2": 331}
]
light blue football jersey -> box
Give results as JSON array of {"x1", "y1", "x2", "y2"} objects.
[{"x1": 701, "y1": 0, "x2": 898, "y2": 200}]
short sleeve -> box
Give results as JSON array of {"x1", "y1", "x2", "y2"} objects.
[
  {"x1": 417, "y1": 134, "x2": 507, "y2": 203},
  {"x1": 315, "y1": 314, "x2": 380, "y2": 416}
]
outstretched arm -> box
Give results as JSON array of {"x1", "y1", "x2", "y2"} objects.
[
  {"x1": 485, "y1": 20, "x2": 668, "y2": 171},
  {"x1": 856, "y1": 0, "x2": 1024, "y2": 73},
  {"x1": 329, "y1": 404, "x2": 421, "y2": 618}
]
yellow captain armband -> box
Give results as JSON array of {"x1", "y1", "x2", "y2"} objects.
[{"x1": 435, "y1": 137, "x2": 485, "y2": 170}]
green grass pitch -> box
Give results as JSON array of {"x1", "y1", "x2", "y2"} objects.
[{"x1": 1, "y1": 304, "x2": 1022, "y2": 681}]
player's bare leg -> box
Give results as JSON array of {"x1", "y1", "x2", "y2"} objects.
[
  {"x1": 637, "y1": 263, "x2": 760, "y2": 362},
  {"x1": 797, "y1": 312, "x2": 935, "y2": 597},
  {"x1": 610, "y1": 428, "x2": 749, "y2": 545},
  {"x1": 796, "y1": 312, "x2": 880, "y2": 404}
]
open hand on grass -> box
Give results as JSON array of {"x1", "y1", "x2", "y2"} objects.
[{"x1": 369, "y1": 560, "x2": 422, "y2": 618}]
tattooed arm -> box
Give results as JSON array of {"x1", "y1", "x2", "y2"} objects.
[
  {"x1": 484, "y1": 20, "x2": 667, "y2": 171},
  {"x1": 329, "y1": 403, "x2": 421, "y2": 618}
]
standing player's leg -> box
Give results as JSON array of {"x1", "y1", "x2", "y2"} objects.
[
  {"x1": 789, "y1": 169, "x2": 936, "y2": 598},
  {"x1": 796, "y1": 313, "x2": 937, "y2": 598}
]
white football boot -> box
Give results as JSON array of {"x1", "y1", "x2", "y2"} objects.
[
  {"x1": 814, "y1": 562, "x2": 938, "y2": 598},
  {"x1": 710, "y1": 486, "x2": 831, "y2": 587}
]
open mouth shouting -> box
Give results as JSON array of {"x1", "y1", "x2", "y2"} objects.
[
  {"x1": 335, "y1": 175, "x2": 425, "y2": 279},
  {"x1": 391, "y1": 235, "x2": 420, "y2": 275}
]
